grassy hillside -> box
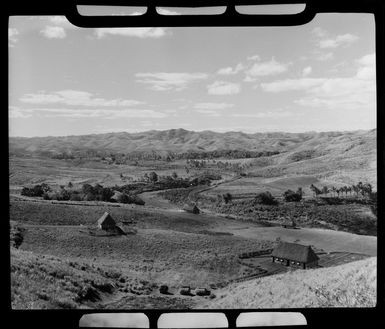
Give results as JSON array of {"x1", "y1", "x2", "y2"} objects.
[
  {"x1": 206, "y1": 257, "x2": 376, "y2": 308},
  {"x1": 9, "y1": 128, "x2": 375, "y2": 156},
  {"x1": 9, "y1": 128, "x2": 377, "y2": 189}
]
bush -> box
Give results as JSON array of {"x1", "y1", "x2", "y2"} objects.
[
  {"x1": 127, "y1": 194, "x2": 145, "y2": 206},
  {"x1": 222, "y1": 193, "x2": 233, "y2": 204},
  {"x1": 69, "y1": 192, "x2": 82, "y2": 201},
  {"x1": 254, "y1": 191, "x2": 278, "y2": 205},
  {"x1": 283, "y1": 189, "x2": 302, "y2": 202},
  {"x1": 21, "y1": 184, "x2": 45, "y2": 197}
]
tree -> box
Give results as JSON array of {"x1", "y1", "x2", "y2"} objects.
[
  {"x1": 68, "y1": 181, "x2": 73, "y2": 189},
  {"x1": 255, "y1": 191, "x2": 278, "y2": 205},
  {"x1": 322, "y1": 186, "x2": 329, "y2": 196},
  {"x1": 82, "y1": 184, "x2": 94, "y2": 195},
  {"x1": 310, "y1": 184, "x2": 322, "y2": 198},
  {"x1": 222, "y1": 193, "x2": 233, "y2": 204},
  {"x1": 171, "y1": 172, "x2": 178, "y2": 180},
  {"x1": 283, "y1": 189, "x2": 302, "y2": 202},
  {"x1": 148, "y1": 171, "x2": 158, "y2": 183}
]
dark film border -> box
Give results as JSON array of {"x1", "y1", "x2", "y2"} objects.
[{"x1": 4, "y1": 0, "x2": 384, "y2": 328}]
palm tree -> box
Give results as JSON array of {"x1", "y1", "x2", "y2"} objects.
[{"x1": 322, "y1": 186, "x2": 329, "y2": 197}]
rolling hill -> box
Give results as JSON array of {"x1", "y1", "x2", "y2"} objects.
[
  {"x1": 9, "y1": 128, "x2": 377, "y2": 187},
  {"x1": 9, "y1": 128, "x2": 376, "y2": 156}
]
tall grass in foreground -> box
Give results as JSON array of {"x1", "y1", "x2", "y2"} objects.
[{"x1": 206, "y1": 257, "x2": 376, "y2": 308}]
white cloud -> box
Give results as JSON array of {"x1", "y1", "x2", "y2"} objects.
[
  {"x1": 247, "y1": 54, "x2": 261, "y2": 61},
  {"x1": 262, "y1": 53, "x2": 375, "y2": 111},
  {"x1": 232, "y1": 111, "x2": 295, "y2": 119},
  {"x1": 20, "y1": 90, "x2": 144, "y2": 107},
  {"x1": 319, "y1": 33, "x2": 359, "y2": 49},
  {"x1": 356, "y1": 53, "x2": 375, "y2": 66},
  {"x1": 39, "y1": 16, "x2": 78, "y2": 39},
  {"x1": 194, "y1": 102, "x2": 234, "y2": 110},
  {"x1": 8, "y1": 28, "x2": 19, "y2": 47},
  {"x1": 40, "y1": 26, "x2": 66, "y2": 39},
  {"x1": 217, "y1": 63, "x2": 244, "y2": 75},
  {"x1": 207, "y1": 81, "x2": 241, "y2": 95},
  {"x1": 195, "y1": 109, "x2": 221, "y2": 116},
  {"x1": 9, "y1": 106, "x2": 32, "y2": 119},
  {"x1": 136, "y1": 72, "x2": 208, "y2": 91},
  {"x1": 245, "y1": 58, "x2": 289, "y2": 79},
  {"x1": 312, "y1": 27, "x2": 328, "y2": 38},
  {"x1": 302, "y1": 66, "x2": 312, "y2": 77},
  {"x1": 261, "y1": 78, "x2": 325, "y2": 93},
  {"x1": 11, "y1": 107, "x2": 167, "y2": 119},
  {"x1": 95, "y1": 27, "x2": 169, "y2": 39}
]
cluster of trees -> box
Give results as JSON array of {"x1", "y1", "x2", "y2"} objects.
[
  {"x1": 254, "y1": 191, "x2": 278, "y2": 205},
  {"x1": 21, "y1": 183, "x2": 51, "y2": 197},
  {"x1": 48, "y1": 149, "x2": 280, "y2": 164},
  {"x1": 179, "y1": 150, "x2": 279, "y2": 160},
  {"x1": 282, "y1": 188, "x2": 304, "y2": 202},
  {"x1": 22, "y1": 182, "x2": 145, "y2": 205},
  {"x1": 310, "y1": 182, "x2": 374, "y2": 198}
]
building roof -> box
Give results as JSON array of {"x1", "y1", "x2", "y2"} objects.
[
  {"x1": 97, "y1": 212, "x2": 116, "y2": 226},
  {"x1": 183, "y1": 204, "x2": 200, "y2": 213},
  {"x1": 272, "y1": 242, "x2": 319, "y2": 263}
]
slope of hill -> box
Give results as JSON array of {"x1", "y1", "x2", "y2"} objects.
[
  {"x1": 206, "y1": 257, "x2": 376, "y2": 308},
  {"x1": 9, "y1": 128, "x2": 376, "y2": 155}
]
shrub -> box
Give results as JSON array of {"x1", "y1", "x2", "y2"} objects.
[
  {"x1": 254, "y1": 191, "x2": 278, "y2": 205},
  {"x1": 222, "y1": 193, "x2": 233, "y2": 204},
  {"x1": 69, "y1": 192, "x2": 82, "y2": 201},
  {"x1": 283, "y1": 189, "x2": 302, "y2": 202},
  {"x1": 21, "y1": 184, "x2": 45, "y2": 197}
]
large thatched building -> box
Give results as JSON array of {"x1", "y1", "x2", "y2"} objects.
[
  {"x1": 271, "y1": 242, "x2": 319, "y2": 269},
  {"x1": 97, "y1": 212, "x2": 116, "y2": 230}
]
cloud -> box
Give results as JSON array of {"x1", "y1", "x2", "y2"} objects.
[
  {"x1": 319, "y1": 33, "x2": 359, "y2": 49},
  {"x1": 232, "y1": 111, "x2": 295, "y2": 119},
  {"x1": 95, "y1": 27, "x2": 169, "y2": 39},
  {"x1": 260, "y1": 78, "x2": 325, "y2": 93},
  {"x1": 312, "y1": 27, "x2": 328, "y2": 38},
  {"x1": 247, "y1": 54, "x2": 261, "y2": 61},
  {"x1": 262, "y1": 53, "x2": 375, "y2": 110},
  {"x1": 302, "y1": 66, "x2": 312, "y2": 77},
  {"x1": 9, "y1": 106, "x2": 32, "y2": 119},
  {"x1": 245, "y1": 58, "x2": 289, "y2": 79},
  {"x1": 20, "y1": 90, "x2": 144, "y2": 107},
  {"x1": 40, "y1": 26, "x2": 66, "y2": 39},
  {"x1": 136, "y1": 72, "x2": 208, "y2": 91},
  {"x1": 207, "y1": 81, "x2": 241, "y2": 95},
  {"x1": 11, "y1": 107, "x2": 167, "y2": 119},
  {"x1": 217, "y1": 63, "x2": 245, "y2": 75},
  {"x1": 8, "y1": 28, "x2": 19, "y2": 47},
  {"x1": 39, "y1": 16, "x2": 77, "y2": 39},
  {"x1": 194, "y1": 103, "x2": 234, "y2": 110},
  {"x1": 195, "y1": 109, "x2": 221, "y2": 116}
]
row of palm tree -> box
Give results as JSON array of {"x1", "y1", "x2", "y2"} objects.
[{"x1": 310, "y1": 182, "x2": 373, "y2": 198}]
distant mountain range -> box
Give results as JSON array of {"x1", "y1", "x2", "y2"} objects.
[{"x1": 8, "y1": 128, "x2": 376, "y2": 156}]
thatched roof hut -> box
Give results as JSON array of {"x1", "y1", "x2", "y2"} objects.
[
  {"x1": 183, "y1": 204, "x2": 200, "y2": 214},
  {"x1": 97, "y1": 212, "x2": 116, "y2": 230},
  {"x1": 271, "y1": 242, "x2": 319, "y2": 269}
]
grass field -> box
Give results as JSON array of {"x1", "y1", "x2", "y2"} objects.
[{"x1": 205, "y1": 257, "x2": 376, "y2": 308}]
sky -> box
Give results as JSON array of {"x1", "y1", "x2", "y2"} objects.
[{"x1": 8, "y1": 10, "x2": 376, "y2": 137}]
